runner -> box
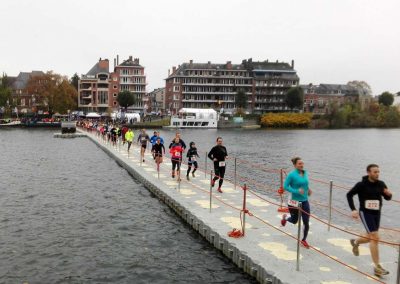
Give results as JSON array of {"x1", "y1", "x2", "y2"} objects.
[
  {"x1": 186, "y1": 141, "x2": 200, "y2": 181},
  {"x1": 281, "y1": 157, "x2": 312, "y2": 249},
  {"x1": 207, "y1": 137, "x2": 228, "y2": 193},
  {"x1": 169, "y1": 137, "x2": 183, "y2": 181},
  {"x1": 151, "y1": 138, "x2": 165, "y2": 169},
  {"x1": 169, "y1": 131, "x2": 186, "y2": 150},
  {"x1": 150, "y1": 131, "x2": 158, "y2": 145},
  {"x1": 137, "y1": 129, "x2": 150, "y2": 162},
  {"x1": 110, "y1": 125, "x2": 117, "y2": 146},
  {"x1": 125, "y1": 128, "x2": 134, "y2": 152},
  {"x1": 121, "y1": 125, "x2": 128, "y2": 145},
  {"x1": 347, "y1": 164, "x2": 392, "y2": 277}
]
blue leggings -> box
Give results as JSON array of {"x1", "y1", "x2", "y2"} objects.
[{"x1": 287, "y1": 200, "x2": 310, "y2": 241}]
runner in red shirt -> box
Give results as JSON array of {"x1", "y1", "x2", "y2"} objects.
[{"x1": 169, "y1": 137, "x2": 184, "y2": 181}]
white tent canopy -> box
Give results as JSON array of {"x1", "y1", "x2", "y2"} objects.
[{"x1": 86, "y1": 112, "x2": 101, "y2": 118}]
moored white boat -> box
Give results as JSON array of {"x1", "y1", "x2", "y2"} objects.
[{"x1": 166, "y1": 108, "x2": 218, "y2": 129}]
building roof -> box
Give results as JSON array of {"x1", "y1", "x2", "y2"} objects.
[
  {"x1": 168, "y1": 59, "x2": 297, "y2": 78},
  {"x1": 12, "y1": 71, "x2": 45, "y2": 90},
  {"x1": 118, "y1": 56, "x2": 143, "y2": 68},
  {"x1": 301, "y1": 84, "x2": 359, "y2": 96},
  {"x1": 85, "y1": 59, "x2": 110, "y2": 77}
]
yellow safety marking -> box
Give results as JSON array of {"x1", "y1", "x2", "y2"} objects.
[
  {"x1": 262, "y1": 233, "x2": 270, "y2": 237},
  {"x1": 319, "y1": 267, "x2": 331, "y2": 272},
  {"x1": 258, "y1": 242, "x2": 301, "y2": 261},
  {"x1": 327, "y1": 238, "x2": 370, "y2": 256},
  {"x1": 143, "y1": 168, "x2": 156, "y2": 172},
  {"x1": 179, "y1": 189, "x2": 196, "y2": 195},
  {"x1": 221, "y1": 188, "x2": 235, "y2": 193},
  {"x1": 260, "y1": 209, "x2": 268, "y2": 212},
  {"x1": 200, "y1": 179, "x2": 211, "y2": 184},
  {"x1": 164, "y1": 181, "x2": 178, "y2": 186},
  {"x1": 221, "y1": 217, "x2": 252, "y2": 229},
  {"x1": 321, "y1": 282, "x2": 351, "y2": 284},
  {"x1": 196, "y1": 200, "x2": 219, "y2": 209},
  {"x1": 224, "y1": 211, "x2": 233, "y2": 214},
  {"x1": 247, "y1": 198, "x2": 269, "y2": 207}
]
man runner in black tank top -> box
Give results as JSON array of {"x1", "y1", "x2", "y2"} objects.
[{"x1": 347, "y1": 164, "x2": 392, "y2": 278}]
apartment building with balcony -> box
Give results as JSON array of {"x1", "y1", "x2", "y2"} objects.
[
  {"x1": 165, "y1": 59, "x2": 299, "y2": 114},
  {"x1": 78, "y1": 56, "x2": 146, "y2": 113},
  {"x1": 114, "y1": 56, "x2": 146, "y2": 111}
]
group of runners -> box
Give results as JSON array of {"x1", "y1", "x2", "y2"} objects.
[
  {"x1": 85, "y1": 121, "x2": 394, "y2": 278},
  {"x1": 281, "y1": 157, "x2": 393, "y2": 278}
]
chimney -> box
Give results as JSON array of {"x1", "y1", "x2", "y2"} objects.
[
  {"x1": 117, "y1": 55, "x2": 119, "y2": 65},
  {"x1": 291, "y1": 60, "x2": 294, "y2": 68},
  {"x1": 276, "y1": 60, "x2": 278, "y2": 63},
  {"x1": 129, "y1": 55, "x2": 133, "y2": 61},
  {"x1": 114, "y1": 58, "x2": 116, "y2": 69},
  {"x1": 266, "y1": 59, "x2": 269, "y2": 63},
  {"x1": 189, "y1": 59, "x2": 193, "y2": 67},
  {"x1": 248, "y1": 58, "x2": 252, "y2": 63},
  {"x1": 226, "y1": 61, "x2": 232, "y2": 69},
  {"x1": 99, "y1": 57, "x2": 102, "y2": 61},
  {"x1": 168, "y1": 69, "x2": 170, "y2": 76},
  {"x1": 172, "y1": 66, "x2": 176, "y2": 73}
]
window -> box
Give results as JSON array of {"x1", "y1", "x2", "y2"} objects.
[
  {"x1": 113, "y1": 85, "x2": 117, "y2": 89},
  {"x1": 113, "y1": 101, "x2": 117, "y2": 106},
  {"x1": 113, "y1": 93, "x2": 117, "y2": 97},
  {"x1": 98, "y1": 91, "x2": 108, "y2": 105},
  {"x1": 173, "y1": 85, "x2": 180, "y2": 92},
  {"x1": 21, "y1": 98, "x2": 25, "y2": 106}
]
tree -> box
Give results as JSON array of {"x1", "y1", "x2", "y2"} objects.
[
  {"x1": 347, "y1": 81, "x2": 372, "y2": 96},
  {"x1": 378, "y1": 92, "x2": 394, "y2": 106},
  {"x1": 70, "y1": 73, "x2": 80, "y2": 91},
  {"x1": 285, "y1": 87, "x2": 304, "y2": 111},
  {"x1": 235, "y1": 89, "x2": 247, "y2": 115},
  {"x1": 0, "y1": 74, "x2": 12, "y2": 108},
  {"x1": 117, "y1": 91, "x2": 136, "y2": 111},
  {"x1": 26, "y1": 71, "x2": 78, "y2": 114}
]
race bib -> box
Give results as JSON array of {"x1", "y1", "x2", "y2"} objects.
[
  {"x1": 288, "y1": 198, "x2": 299, "y2": 207},
  {"x1": 191, "y1": 156, "x2": 197, "y2": 161},
  {"x1": 141, "y1": 137, "x2": 146, "y2": 141},
  {"x1": 219, "y1": 161, "x2": 226, "y2": 167},
  {"x1": 175, "y1": 152, "x2": 181, "y2": 157},
  {"x1": 365, "y1": 200, "x2": 379, "y2": 210}
]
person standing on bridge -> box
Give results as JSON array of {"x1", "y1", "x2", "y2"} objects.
[
  {"x1": 208, "y1": 137, "x2": 228, "y2": 193},
  {"x1": 281, "y1": 157, "x2": 312, "y2": 249},
  {"x1": 347, "y1": 164, "x2": 392, "y2": 278}
]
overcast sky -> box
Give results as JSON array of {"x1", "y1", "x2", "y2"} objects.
[{"x1": 1, "y1": 0, "x2": 399, "y2": 95}]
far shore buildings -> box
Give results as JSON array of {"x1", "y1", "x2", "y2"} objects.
[
  {"x1": 165, "y1": 58, "x2": 299, "y2": 114},
  {"x1": 78, "y1": 56, "x2": 146, "y2": 113},
  {"x1": 5, "y1": 71, "x2": 46, "y2": 114},
  {"x1": 145, "y1": 87, "x2": 166, "y2": 113},
  {"x1": 301, "y1": 83, "x2": 373, "y2": 114}
]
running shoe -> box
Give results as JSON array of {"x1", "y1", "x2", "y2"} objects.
[
  {"x1": 350, "y1": 239, "x2": 359, "y2": 256},
  {"x1": 217, "y1": 187, "x2": 223, "y2": 193},
  {"x1": 192, "y1": 172, "x2": 195, "y2": 178},
  {"x1": 143, "y1": 159, "x2": 145, "y2": 162},
  {"x1": 177, "y1": 178, "x2": 181, "y2": 182},
  {"x1": 301, "y1": 240, "x2": 310, "y2": 249},
  {"x1": 211, "y1": 179, "x2": 215, "y2": 187},
  {"x1": 186, "y1": 175, "x2": 190, "y2": 181},
  {"x1": 172, "y1": 175, "x2": 175, "y2": 178},
  {"x1": 374, "y1": 264, "x2": 389, "y2": 277},
  {"x1": 281, "y1": 214, "x2": 287, "y2": 227}
]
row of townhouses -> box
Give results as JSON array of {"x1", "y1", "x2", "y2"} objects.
[{"x1": 3, "y1": 57, "x2": 372, "y2": 115}]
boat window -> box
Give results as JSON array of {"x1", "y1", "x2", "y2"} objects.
[
  {"x1": 194, "y1": 122, "x2": 201, "y2": 126},
  {"x1": 187, "y1": 122, "x2": 194, "y2": 126},
  {"x1": 201, "y1": 122, "x2": 209, "y2": 126},
  {"x1": 183, "y1": 121, "x2": 187, "y2": 126},
  {"x1": 173, "y1": 122, "x2": 180, "y2": 126}
]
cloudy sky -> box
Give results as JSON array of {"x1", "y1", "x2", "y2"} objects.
[{"x1": 1, "y1": 0, "x2": 399, "y2": 95}]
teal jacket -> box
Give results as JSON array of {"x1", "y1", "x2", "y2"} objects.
[{"x1": 284, "y1": 169, "x2": 309, "y2": 202}]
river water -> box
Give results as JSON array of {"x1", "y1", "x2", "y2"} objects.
[
  {"x1": 0, "y1": 128, "x2": 399, "y2": 283},
  {"x1": 0, "y1": 129, "x2": 257, "y2": 284}
]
